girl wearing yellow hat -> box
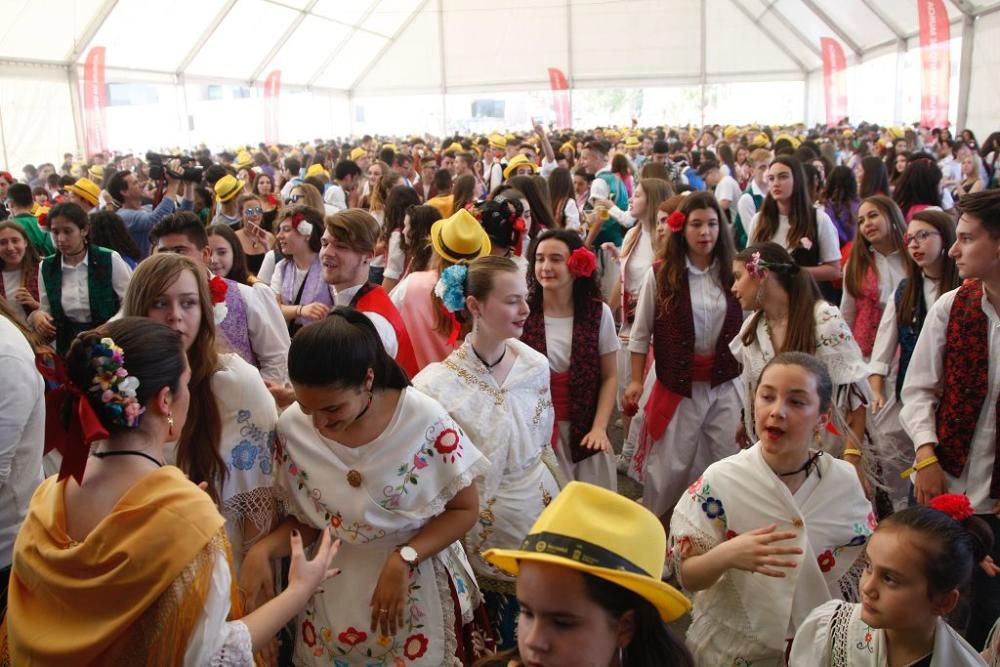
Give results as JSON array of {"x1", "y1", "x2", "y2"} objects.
[
  {"x1": 668, "y1": 352, "x2": 873, "y2": 666},
  {"x1": 475, "y1": 481, "x2": 695, "y2": 666}
]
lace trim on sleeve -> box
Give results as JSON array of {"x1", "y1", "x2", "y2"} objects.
[
  {"x1": 424, "y1": 456, "x2": 493, "y2": 518},
  {"x1": 209, "y1": 621, "x2": 254, "y2": 667}
]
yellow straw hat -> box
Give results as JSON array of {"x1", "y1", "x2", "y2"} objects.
[
  {"x1": 430, "y1": 209, "x2": 491, "y2": 263},
  {"x1": 488, "y1": 133, "x2": 507, "y2": 149},
  {"x1": 305, "y1": 163, "x2": 329, "y2": 179},
  {"x1": 484, "y1": 482, "x2": 691, "y2": 622},
  {"x1": 559, "y1": 141, "x2": 576, "y2": 155},
  {"x1": 213, "y1": 174, "x2": 244, "y2": 203},
  {"x1": 624, "y1": 136, "x2": 641, "y2": 149},
  {"x1": 87, "y1": 164, "x2": 105, "y2": 182},
  {"x1": 445, "y1": 141, "x2": 463, "y2": 154},
  {"x1": 234, "y1": 150, "x2": 253, "y2": 170},
  {"x1": 502, "y1": 154, "x2": 538, "y2": 180},
  {"x1": 65, "y1": 177, "x2": 100, "y2": 206},
  {"x1": 349, "y1": 147, "x2": 367, "y2": 161}
]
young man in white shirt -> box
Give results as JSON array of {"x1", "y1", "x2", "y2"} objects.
[
  {"x1": 733, "y1": 148, "x2": 772, "y2": 250},
  {"x1": 322, "y1": 160, "x2": 362, "y2": 213},
  {"x1": 900, "y1": 188, "x2": 1000, "y2": 648}
]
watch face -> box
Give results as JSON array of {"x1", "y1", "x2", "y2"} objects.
[{"x1": 400, "y1": 546, "x2": 418, "y2": 563}]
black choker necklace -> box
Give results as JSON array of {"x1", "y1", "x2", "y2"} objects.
[
  {"x1": 777, "y1": 451, "x2": 823, "y2": 478},
  {"x1": 471, "y1": 343, "x2": 506, "y2": 370},
  {"x1": 91, "y1": 450, "x2": 164, "y2": 467}
]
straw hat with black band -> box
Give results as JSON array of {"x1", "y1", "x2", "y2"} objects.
[
  {"x1": 430, "y1": 209, "x2": 491, "y2": 264},
  {"x1": 484, "y1": 481, "x2": 691, "y2": 622},
  {"x1": 65, "y1": 178, "x2": 100, "y2": 207},
  {"x1": 214, "y1": 174, "x2": 244, "y2": 204}
]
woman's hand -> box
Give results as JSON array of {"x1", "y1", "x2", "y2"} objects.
[
  {"x1": 13, "y1": 287, "x2": 39, "y2": 311},
  {"x1": 30, "y1": 311, "x2": 56, "y2": 338},
  {"x1": 580, "y1": 428, "x2": 612, "y2": 452},
  {"x1": 623, "y1": 381, "x2": 644, "y2": 411},
  {"x1": 239, "y1": 545, "x2": 277, "y2": 614},
  {"x1": 300, "y1": 302, "x2": 330, "y2": 321},
  {"x1": 869, "y1": 375, "x2": 886, "y2": 413},
  {"x1": 369, "y1": 552, "x2": 410, "y2": 637},
  {"x1": 718, "y1": 524, "x2": 802, "y2": 577},
  {"x1": 286, "y1": 528, "x2": 341, "y2": 600},
  {"x1": 265, "y1": 381, "x2": 296, "y2": 409}
]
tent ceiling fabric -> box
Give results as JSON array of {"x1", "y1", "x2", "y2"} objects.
[{"x1": 0, "y1": 0, "x2": 997, "y2": 92}]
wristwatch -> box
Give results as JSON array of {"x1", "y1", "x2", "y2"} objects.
[{"x1": 397, "y1": 545, "x2": 419, "y2": 571}]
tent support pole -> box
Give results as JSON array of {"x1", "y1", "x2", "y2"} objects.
[
  {"x1": 67, "y1": 65, "x2": 86, "y2": 157},
  {"x1": 956, "y1": 14, "x2": 975, "y2": 131}
]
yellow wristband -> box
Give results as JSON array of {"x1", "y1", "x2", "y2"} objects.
[
  {"x1": 901, "y1": 455, "x2": 939, "y2": 479},
  {"x1": 842, "y1": 448, "x2": 863, "y2": 458}
]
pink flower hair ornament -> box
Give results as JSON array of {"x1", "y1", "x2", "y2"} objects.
[
  {"x1": 88, "y1": 337, "x2": 145, "y2": 428},
  {"x1": 745, "y1": 251, "x2": 768, "y2": 279}
]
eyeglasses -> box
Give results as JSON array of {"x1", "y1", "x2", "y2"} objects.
[
  {"x1": 904, "y1": 229, "x2": 940, "y2": 245},
  {"x1": 284, "y1": 194, "x2": 303, "y2": 205},
  {"x1": 244, "y1": 207, "x2": 263, "y2": 216}
]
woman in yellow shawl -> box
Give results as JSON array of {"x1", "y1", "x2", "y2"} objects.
[{"x1": 1, "y1": 317, "x2": 339, "y2": 666}]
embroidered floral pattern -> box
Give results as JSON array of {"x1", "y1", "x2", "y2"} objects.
[
  {"x1": 337, "y1": 627, "x2": 367, "y2": 646},
  {"x1": 817, "y1": 550, "x2": 836, "y2": 573},
  {"x1": 856, "y1": 626, "x2": 875, "y2": 654},
  {"x1": 382, "y1": 418, "x2": 469, "y2": 509},
  {"x1": 686, "y1": 479, "x2": 727, "y2": 531},
  {"x1": 433, "y1": 428, "x2": 462, "y2": 460},
  {"x1": 402, "y1": 634, "x2": 429, "y2": 660},
  {"x1": 231, "y1": 440, "x2": 258, "y2": 470},
  {"x1": 302, "y1": 620, "x2": 317, "y2": 647}
]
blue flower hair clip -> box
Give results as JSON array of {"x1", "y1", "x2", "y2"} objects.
[{"x1": 434, "y1": 264, "x2": 469, "y2": 313}]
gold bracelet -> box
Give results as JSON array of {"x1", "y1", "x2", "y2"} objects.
[
  {"x1": 842, "y1": 448, "x2": 863, "y2": 458},
  {"x1": 901, "y1": 455, "x2": 939, "y2": 479}
]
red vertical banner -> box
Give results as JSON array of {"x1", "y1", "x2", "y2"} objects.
[
  {"x1": 82, "y1": 47, "x2": 108, "y2": 157},
  {"x1": 263, "y1": 70, "x2": 281, "y2": 144},
  {"x1": 547, "y1": 67, "x2": 571, "y2": 129},
  {"x1": 820, "y1": 38, "x2": 848, "y2": 127},
  {"x1": 918, "y1": 0, "x2": 950, "y2": 128}
]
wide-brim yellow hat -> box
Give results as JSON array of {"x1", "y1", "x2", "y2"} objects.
[
  {"x1": 430, "y1": 208, "x2": 491, "y2": 263},
  {"x1": 214, "y1": 174, "x2": 245, "y2": 203},
  {"x1": 350, "y1": 147, "x2": 367, "y2": 161},
  {"x1": 624, "y1": 136, "x2": 640, "y2": 148},
  {"x1": 305, "y1": 163, "x2": 329, "y2": 179},
  {"x1": 445, "y1": 141, "x2": 463, "y2": 154},
  {"x1": 66, "y1": 177, "x2": 100, "y2": 206},
  {"x1": 484, "y1": 482, "x2": 691, "y2": 623},
  {"x1": 234, "y1": 150, "x2": 253, "y2": 170},
  {"x1": 488, "y1": 133, "x2": 507, "y2": 149},
  {"x1": 503, "y1": 154, "x2": 538, "y2": 180},
  {"x1": 87, "y1": 164, "x2": 105, "y2": 182}
]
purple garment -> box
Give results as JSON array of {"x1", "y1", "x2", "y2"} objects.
[
  {"x1": 218, "y1": 278, "x2": 257, "y2": 367},
  {"x1": 279, "y1": 255, "x2": 332, "y2": 328},
  {"x1": 824, "y1": 198, "x2": 860, "y2": 247}
]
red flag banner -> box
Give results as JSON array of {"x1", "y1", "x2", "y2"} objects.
[
  {"x1": 82, "y1": 47, "x2": 108, "y2": 157},
  {"x1": 820, "y1": 38, "x2": 848, "y2": 127},
  {"x1": 918, "y1": 0, "x2": 950, "y2": 128},
  {"x1": 263, "y1": 70, "x2": 281, "y2": 144},
  {"x1": 547, "y1": 67, "x2": 571, "y2": 129}
]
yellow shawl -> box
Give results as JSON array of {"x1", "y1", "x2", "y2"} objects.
[{"x1": 1, "y1": 466, "x2": 237, "y2": 666}]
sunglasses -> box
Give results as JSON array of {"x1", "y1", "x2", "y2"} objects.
[
  {"x1": 244, "y1": 207, "x2": 263, "y2": 216},
  {"x1": 284, "y1": 194, "x2": 303, "y2": 205},
  {"x1": 904, "y1": 229, "x2": 940, "y2": 245}
]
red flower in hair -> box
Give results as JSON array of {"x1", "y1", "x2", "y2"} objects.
[
  {"x1": 567, "y1": 246, "x2": 597, "y2": 278},
  {"x1": 929, "y1": 494, "x2": 974, "y2": 522},
  {"x1": 667, "y1": 211, "x2": 687, "y2": 232},
  {"x1": 208, "y1": 275, "x2": 228, "y2": 304}
]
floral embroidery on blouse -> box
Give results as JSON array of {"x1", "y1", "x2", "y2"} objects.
[
  {"x1": 687, "y1": 477, "x2": 727, "y2": 531},
  {"x1": 230, "y1": 409, "x2": 275, "y2": 475},
  {"x1": 856, "y1": 626, "x2": 875, "y2": 654},
  {"x1": 382, "y1": 418, "x2": 468, "y2": 509}
]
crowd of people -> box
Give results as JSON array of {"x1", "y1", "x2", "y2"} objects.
[{"x1": 0, "y1": 118, "x2": 999, "y2": 666}]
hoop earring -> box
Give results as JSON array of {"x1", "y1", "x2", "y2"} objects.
[{"x1": 167, "y1": 413, "x2": 175, "y2": 438}]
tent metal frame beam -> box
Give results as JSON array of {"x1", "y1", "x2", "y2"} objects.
[
  {"x1": 175, "y1": 0, "x2": 239, "y2": 74},
  {"x1": 859, "y1": 0, "x2": 907, "y2": 41},
  {"x1": 956, "y1": 14, "x2": 975, "y2": 130},
  {"x1": 948, "y1": 0, "x2": 976, "y2": 17},
  {"x1": 67, "y1": 0, "x2": 120, "y2": 63},
  {"x1": 258, "y1": 0, "x2": 392, "y2": 39},
  {"x1": 758, "y1": 2, "x2": 823, "y2": 60},
  {"x1": 248, "y1": 0, "x2": 321, "y2": 84},
  {"x1": 348, "y1": 0, "x2": 434, "y2": 91},
  {"x1": 307, "y1": 0, "x2": 382, "y2": 87},
  {"x1": 799, "y1": 0, "x2": 863, "y2": 56},
  {"x1": 730, "y1": 0, "x2": 809, "y2": 73}
]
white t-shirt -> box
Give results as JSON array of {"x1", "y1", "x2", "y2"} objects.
[
  {"x1": 542, "y1": 302, "x2": 620, "y2": 373},
  {"x1": 747, "y1": 209, "x2": 841, "y2": 264},
  {"x1": 714, "y1": 174, "x2": 743, "y2": 207}
]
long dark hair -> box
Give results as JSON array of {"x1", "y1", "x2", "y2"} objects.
[
  {"x1": 892, "y1": 158, "x2": 942, "y2": 218},
  {"x1": 527, "y1": 229, "x2": 601, "y2": 316},
  {"x1": 753, "y1": 156, "x2": 816, "y2": 250},
  {"x1": 509, "y1": 174, "x2": 556, "y2": 236},
  {"x1": 735, "y1": 242, "x2": 822, "y2": 354},
  {"x1": 823, "y1": 165, "x2": 858, "y2": 232},
  {"x1": 289, "y1": 307, "x2": 411, "y2": 388},
  {"x1": 844, "y1": 196, "x2": 906, "y2": 299},
  {"x1": 206, "y1": 223, "x2": 252, "y2": 285},
  {"x1": 547, "y1": 166, "x2": 574, "y2": 228},
  {"x1": 87, "y1": 210, "x2": 142, "y2": 264},
  {"x1": 401, "y1": 204, "x2": 440, "y2": 274},
  {"x1": 859, "y1": 156, "x2": 890, "y2": 198},
  {"x1": 380, "y1": 184, "x2": 421, "y2": 248},
  {"x1": 897, "y1": 210, "x2": 960, "y2": 326},
  {"x1": 655, "y1": 192, "x2": 733, "y2": 310}
]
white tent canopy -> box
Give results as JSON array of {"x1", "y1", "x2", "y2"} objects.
[{"x1": 1, "y1": 0, "x2": 998, "y2": 166}]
